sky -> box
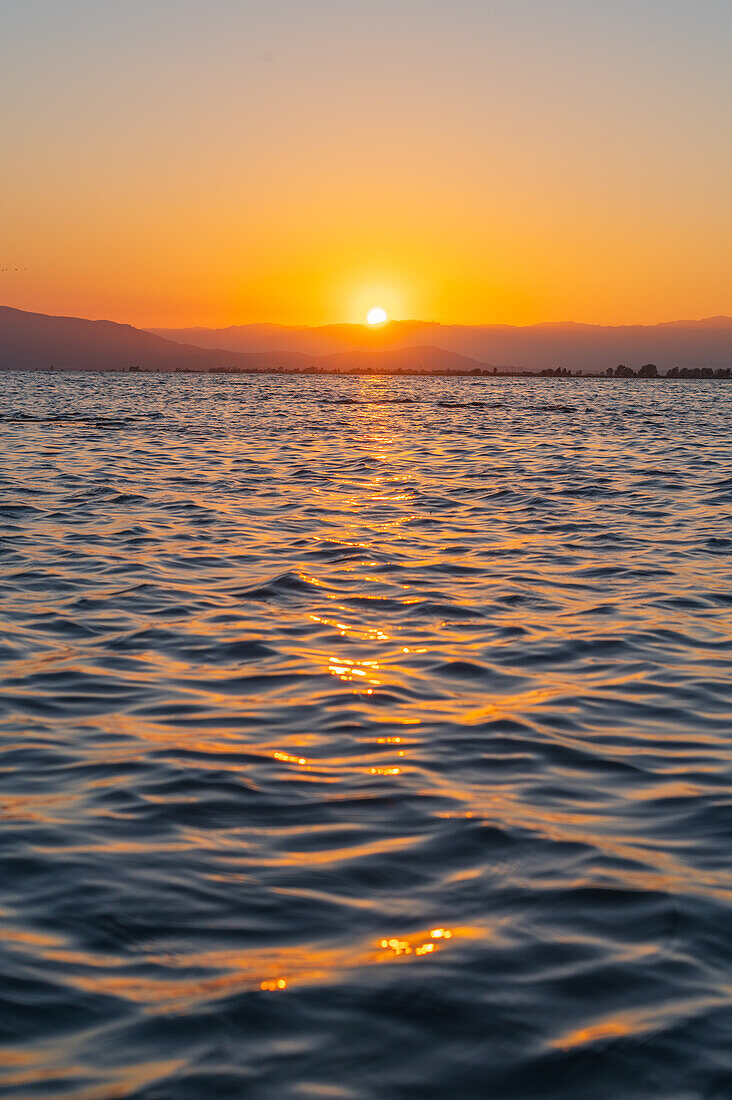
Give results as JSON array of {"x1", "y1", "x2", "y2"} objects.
[{"x1": 1, "y1": 0, "x2": 731, "y2": 328}]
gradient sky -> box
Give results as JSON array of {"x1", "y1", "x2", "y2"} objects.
[{"x1": 1, "y1": 0, "x2": 731, "y2": 327}]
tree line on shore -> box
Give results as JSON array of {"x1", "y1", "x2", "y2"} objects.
[
  {"x1": 123, "y1": 362, "x2": 731, "y2": 378},
  {"x1": 539, "y1": 364, "x2": 732, "y2": 378}
]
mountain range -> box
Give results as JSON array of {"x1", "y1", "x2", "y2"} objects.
[
  {"x1": 2, "y1": 304, "x2": 732, "y2": 375},
  {"x1": 0, "y1": 306, "x2": 308, "y2": 373},
  {"x1": 0, "y1": 306, "x2": 491, "y2": 374},
  {"x1": 154, "y1": 317, "x2": 732, "y2": 373}
]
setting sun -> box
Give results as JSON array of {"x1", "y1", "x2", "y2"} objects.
[{"x1": 367, "y1": 307, "x2": 388, "y2": 326}]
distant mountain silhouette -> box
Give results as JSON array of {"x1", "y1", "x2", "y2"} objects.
[
  {"x1": 0, "y1": 306, "x2": 308, "y2": 373},
  {"x1": 0, "y1": 306, "x2": 490, "y2": 374},
  {"x1": 151, "y1": 321, "x2": 433, "y2": 358},
  {"x1": 3, "y1": 305, "x2": 731, "y2": 376},
  {"x1": 153, "y1": 317, "x2": 732, "y2": 373}
]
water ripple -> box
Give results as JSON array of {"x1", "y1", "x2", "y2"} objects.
[{"x1": 0, "y1": 373, "x2": 731, "y2": 1098}]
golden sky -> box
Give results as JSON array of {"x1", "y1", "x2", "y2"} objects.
[{"x1": 1, "y1": 0, "x2": 731, "y2": 328}]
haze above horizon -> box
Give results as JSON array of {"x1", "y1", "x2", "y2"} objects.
[{"x1": 2, "y1": 0, "x2": 730, "y2": 329}]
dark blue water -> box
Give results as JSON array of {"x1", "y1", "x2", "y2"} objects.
[{"x1": 1, "y1": 371, "x2": 732, "y2": 1099}]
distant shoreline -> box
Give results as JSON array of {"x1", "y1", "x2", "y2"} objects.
[{"x1": 2, "y1": 366, "x2": 730, "y2": 380}]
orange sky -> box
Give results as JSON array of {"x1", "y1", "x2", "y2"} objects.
[{"x1": 1, "y1": 1, "x2": 731, "y2": 328}]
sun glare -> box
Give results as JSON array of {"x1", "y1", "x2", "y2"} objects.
[{"x1": 367, "y1": 307, "x2": 388, "y2": 326}]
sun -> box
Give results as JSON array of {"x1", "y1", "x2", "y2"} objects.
[{"x1": 367, "y1": 307, "x2": 388, "y2": 326}]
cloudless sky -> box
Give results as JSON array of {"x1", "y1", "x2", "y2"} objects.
[{"x1": 1, "y1": 0, "x2": 730, "y2": 326}]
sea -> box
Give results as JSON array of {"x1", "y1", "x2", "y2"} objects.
[{"x1": 1, "y1": 370, "x2": 732, "y2": 1099}]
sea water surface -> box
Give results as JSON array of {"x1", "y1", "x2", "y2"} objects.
[{"x1": 1, "y1": 371, "x2": 732, "y2": 1099}]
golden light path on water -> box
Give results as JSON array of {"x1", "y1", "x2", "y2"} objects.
[{"x1": 0, "y1": 371, "x2": 731, "y2": 1098}]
